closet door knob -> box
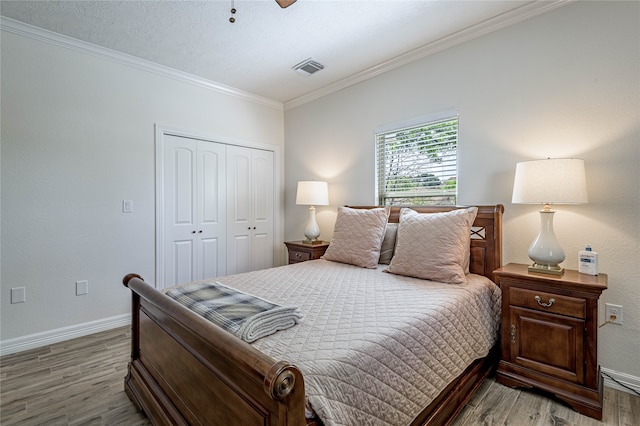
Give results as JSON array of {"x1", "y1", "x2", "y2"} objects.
[
  {"x1": 198, "y1": 230, "x2": 203, "y2": 233},
  {"x1": 191, "y1": 230, "x2": 196, "y2": 234}
]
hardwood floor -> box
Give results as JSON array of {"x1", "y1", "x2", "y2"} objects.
[
  {"x1": 1, "y1": 326, "x2": 638, "y2": 425},
  {"x1": 1, "y1": 327, "x2": 149, "y2": 425},
  {"x1": 451, "y1": 375, "x2": 640, "y2": 426}
]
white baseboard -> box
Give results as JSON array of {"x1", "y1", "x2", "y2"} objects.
[
  {"x1": 602, "y1": 367, "x2": 640, "y2": 395},
  {"x1": 0, "y1": 314, "x2": 130, "y2": 357}
]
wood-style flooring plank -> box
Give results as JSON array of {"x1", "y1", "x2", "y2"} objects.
[
  {"x1": 1, "y1": 327, "x2": 149, "y2": 426},
  {"x1": 503, "y1": 389, "x2": 550, "y2": 425},
  {"x1": 462, "y1": 379, "x2": 520, "y2": 425},
  {"x1": 601, "y1": 385, "x2": 621, "y2": 426},
  {"x1": 451, "y1": 379, "x2": 493, "y2": 425},
  {"x1": 619, "y1": 388, "x2": 640, "y2": 426},
  {"x1": 455, "y1": 377, "x2": 640, "y2": 426},
  {"x1": 542, "y1": 398, "x2": 602, "y2": 426}
]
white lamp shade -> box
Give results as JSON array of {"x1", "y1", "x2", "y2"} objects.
[
  {"x1": 296, "y1": 181, "x2": 329, "y2": 206},
  {"x1": 512, "y1": 158, "x2": 588, "y2": 205}
]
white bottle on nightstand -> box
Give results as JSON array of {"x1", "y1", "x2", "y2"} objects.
[{"x1": 578, "y1": 245, "x2": 598, "y2": 275}]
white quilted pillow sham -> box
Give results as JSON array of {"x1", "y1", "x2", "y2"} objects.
[
  {"x1": 386, "y1": 207, "x2": 478, "y2": 284},
  {"x1": 322, "y1": 207, "x2": 389, "y2": 268}
]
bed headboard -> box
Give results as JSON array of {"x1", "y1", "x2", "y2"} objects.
[{"x1": 348, "y1": 205, "x2": 504, "y2": 282}]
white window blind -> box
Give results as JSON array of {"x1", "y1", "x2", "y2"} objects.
[{"x1": 376, "y1": 114, "x2": 458, "y2": 206}]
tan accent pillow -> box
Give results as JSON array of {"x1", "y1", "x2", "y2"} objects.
[
  {"x1": 386, "y1": 207, "x2": 478, "y2": 284},
  {"x1": 322, "y1": 207, "x2": 390, "y2": 268},
  {"x1": 378, "y1": 223, "x2": 398, "y2": 264}
]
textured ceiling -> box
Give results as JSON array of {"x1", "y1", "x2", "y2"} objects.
[{"x1": 1, "y1": 1, "x2": 565, "y2": 105}]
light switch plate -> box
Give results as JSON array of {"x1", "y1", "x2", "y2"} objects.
[
  {"x1": 76, "y1": 280, "x2": 89, "y2": 296},
  {"x1": 122, "y1": 200, "x2": 133, "y2": 213},
  {"x1": 11, "y1": 287, "x2": 26, "y2": 304}
]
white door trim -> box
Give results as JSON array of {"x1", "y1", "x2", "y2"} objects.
[{"x1": 155, "y1": 124, "x2": 284, "y2": 288}]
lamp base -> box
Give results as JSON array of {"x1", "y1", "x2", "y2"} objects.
[
  {"x1": 528, "y1": 263, "x2": 564, "y2": 276},
  {"x1": 302, "y1": 239, "x2": 324, "y2": 245},
  {"x1": 526, "y1": 209, "x2": 565, "y2": 276}
]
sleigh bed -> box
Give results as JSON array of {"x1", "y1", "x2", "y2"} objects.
[{"x1": 123, "y1": 204, "x2": 503, "y2": 425}]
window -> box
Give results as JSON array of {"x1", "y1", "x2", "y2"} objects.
[{"x1": 376, "y1": 112, "x2": 458, "y2": 206}]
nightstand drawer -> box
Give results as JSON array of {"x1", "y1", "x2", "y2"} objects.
[
  {"x1": 288, "y1": 250, "x2": 311, "y2": 263},
  {"x1": 509, "y1": 287, "x2": 586, "y2": 319},
  {"x1": 285, "y1": 241, "x2": 329, "y2": 264}
]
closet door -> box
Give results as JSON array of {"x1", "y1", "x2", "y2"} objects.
[
  {"x1": 196, "y1": 141, "x2": 227, "y2": 280},
  {"x1": 227, "y1": 145, "x2": 274, "y2": 275},
  {"x1": 250, "y1": 148, "x2": 275, "y2": 271},
  {"x1": 163, "y1": 135, "x2": 226, "y2": 287}
]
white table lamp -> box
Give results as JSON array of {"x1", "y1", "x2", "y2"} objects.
[
  {"x1": 296, "y1": 181, "x2": 329, "y2": 244},
  {"x1": 512, "y1": 158, "x2": 588, "y2": 275}
]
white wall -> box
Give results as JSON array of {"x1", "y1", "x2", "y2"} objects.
[
  {"x1": 1, "y1": 29, "x2": 284, "y2": 344},
  {"x1": 284, "y1": 1, "x2": 640, "y2": 386}
]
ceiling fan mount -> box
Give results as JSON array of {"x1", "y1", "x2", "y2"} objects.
[
  {"x1": 276, "y1": 0, "x2": 297, "y2": 8},
  {"x1": 230, "y1": 0, "x2": 297, "y2": 23}
]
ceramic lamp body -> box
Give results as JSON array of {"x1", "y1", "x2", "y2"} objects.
[
  {"x1": 304, "y1": 206, "x2": 321, "y2": 242},
  {"x1": 528, "y1": 210, "x2": 565, "y2": 271}
]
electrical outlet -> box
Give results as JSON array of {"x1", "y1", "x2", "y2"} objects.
[{"x1": 605, "y1": 303, "x2": 623, "y2": 325}]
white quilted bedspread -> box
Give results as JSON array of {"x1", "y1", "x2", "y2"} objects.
[{"x1": 213, "y1": 259, "x2": 501, "y2": 426}]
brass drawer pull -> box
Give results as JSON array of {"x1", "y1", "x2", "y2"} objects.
[
  {"x1": 295, "y1": 253, "x2": 302, "y2": 259},
  {"x1": 535, "y1": 295, "x2": 555, "y2": 308}
]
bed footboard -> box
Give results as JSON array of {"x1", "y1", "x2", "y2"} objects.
[{"x1": 122, "y1": 274, "x2": 306, "y2": 426}]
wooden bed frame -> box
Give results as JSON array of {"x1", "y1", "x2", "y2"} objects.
[{"x1": 122, "y1": 204, "x2": 503, "y2": 425}]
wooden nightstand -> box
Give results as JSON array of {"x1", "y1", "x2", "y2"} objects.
[
  {"x1": 494, "y1": 263, "x2": 607, "y2": 419},
  {"x1": 284, "y1": 241, "x2": 329, "y2": 264}
]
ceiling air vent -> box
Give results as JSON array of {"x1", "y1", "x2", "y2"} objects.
[{"x1": 292, "y1": 58, "x2": 325, "y2": 77}]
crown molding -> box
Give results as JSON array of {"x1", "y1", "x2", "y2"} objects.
[
  {"x1": 0, "y1": 16, "x2": 283, "y2": 111},
  {"x1": 284, "y1": 0, "x2": 571, "y2": 110}
]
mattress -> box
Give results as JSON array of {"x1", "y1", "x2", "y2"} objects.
[{"x1": 183, "y1": 259, "x2": 501, "y2": 426}]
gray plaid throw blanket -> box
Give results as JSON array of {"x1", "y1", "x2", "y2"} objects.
[{"x1": 165, "y1": 282, "x2": 303, "y2": 343}]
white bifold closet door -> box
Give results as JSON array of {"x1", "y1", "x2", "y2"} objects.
[
  {"x1": 163, "y1": 135, "x2": 227, "y2": 287},
  {"x1": 226, "y1": 145, "x2": 274, "y2": 275},
  {"x1": 161, "y1": 134, "x2": 275, "y2": 288}
]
